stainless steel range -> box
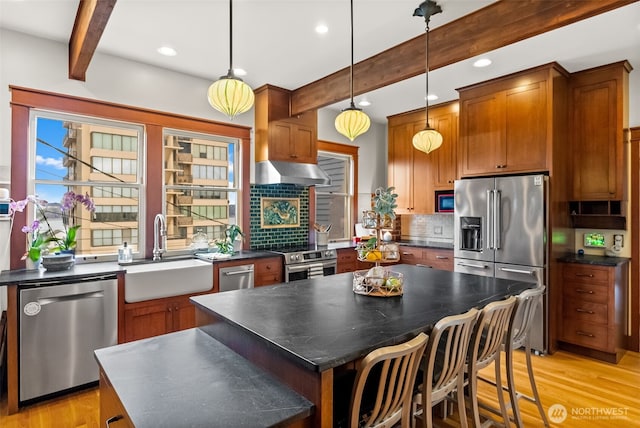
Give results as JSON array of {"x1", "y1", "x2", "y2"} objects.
[{"x1": 270, "y1": 245, "x2": 337, "y2": 283}]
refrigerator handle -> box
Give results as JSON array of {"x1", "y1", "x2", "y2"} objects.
[
  {"x1": 494, "y1": 189, "x2": 501, "y2": 250},
  {"x1": 486, "y1": 189, "x2": 494, "y2": 249}
]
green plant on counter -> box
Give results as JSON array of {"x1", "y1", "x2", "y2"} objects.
[
  {"x1": 372, "y1": 186, "x2": 398, "y2": 219},
  {"x1": 215, "y1": 225, "x2": 245, "y2": 254}
]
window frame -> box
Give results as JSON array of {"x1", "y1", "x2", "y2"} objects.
[
  {"x1": 9, "y1": 86, "x2": 251, "y2": 269},
  {"x1": 315, "y1": 141, "x2": 359, "y2": 242}
]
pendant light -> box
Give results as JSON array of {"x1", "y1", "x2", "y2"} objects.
[
  {"x1": 335, "y1": 0, "x2": 370, "y2": 141},
  {"x1": 207, "y1": 0, "x2": 254, "y2": 119},
  {"x1": 412, "y1": 0, "x2": 443, "y2": 154}
]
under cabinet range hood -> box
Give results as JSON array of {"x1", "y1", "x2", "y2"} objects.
[{"x1": 255, "y1": 160, "x2": 331, "y2": 186}]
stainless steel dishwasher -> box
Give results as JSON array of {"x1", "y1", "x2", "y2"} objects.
[
  {"x1": 19, "y1": 274, "x2": 118, "y2": 402},
  {"x1": 219, "y1": 264, "x2": 254, "y2": 292}
]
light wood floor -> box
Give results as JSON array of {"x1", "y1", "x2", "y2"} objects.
[{"x1": 1, "y1": 349, "x2": 639, "y2": 427}]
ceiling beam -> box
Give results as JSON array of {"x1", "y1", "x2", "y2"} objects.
[
  {"x1": 69, "y1": 0, "x2": 117, "y2": 81},
  {"x1": 291, "y1": 0, "x2": 638, "y2": 116}
]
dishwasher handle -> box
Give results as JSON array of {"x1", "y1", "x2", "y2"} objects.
[
  {"x1": 222, "y1": 268, "x2": 254, "y2": 276},
  {"x1": 38, "y1": 290, "x2": 105, "y2": 306}
]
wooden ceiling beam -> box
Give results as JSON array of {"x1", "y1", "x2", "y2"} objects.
[
  {"x1": 69, "y1": 0, "x2": 117, "y2": 81},
  {"x1": 290, "y1": 0, "x2": 638, "y2": 116}
]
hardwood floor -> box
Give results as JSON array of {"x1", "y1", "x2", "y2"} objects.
[{"x1": 1, "y1": 350, "x2": 639, "y2": 427}]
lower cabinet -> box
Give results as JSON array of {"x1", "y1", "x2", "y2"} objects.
[
  {"x1": 559, "y1": 261, "x2": 627, "y2": 363},
  {"x1": 123, "y1": 294, "x2": 201, "y2": 342},
  {"x1": 254, "y1": 256, "x2": 284, "y2": 286},
  {"x1": 337, "y1": 247, "x2": 374, "y2": 273},
  {"x1": 399, "y1": 246, "x2": 454, "y2": 271},
  {"x1": 100, "y1": 370, "x2": 133, "y2": 427}
]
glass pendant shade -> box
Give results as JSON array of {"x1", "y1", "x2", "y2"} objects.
[
  {"x1": 335, "y1": 106, "x2": 371, "y2": 142},
  {"x1": 207, "y1": 75, "x2": 254, "y2": 119},
  {"x1": 412, "y1": 127, "x2": 443, "y2": 154}
]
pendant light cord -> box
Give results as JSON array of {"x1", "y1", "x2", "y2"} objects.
[
  {"x1": 424, "y1": 21, "x2": 430, "y2": 127},
  {"x1": 228, "y1": 0, "x2": 233, "y2": 74},
  {"x1": 349, "y1": 0, "x2": 355, "y2": 108}
]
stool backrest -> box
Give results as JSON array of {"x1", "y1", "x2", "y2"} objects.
[{"x1": 509, "y1": 286, "x2": 545, "y2": 350}]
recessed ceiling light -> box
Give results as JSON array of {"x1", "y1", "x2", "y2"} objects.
[
  {"x1": 234, "y1": 68, "x2": 247, "y2": 77},
  {"x1": 426, "y1": 94, "x2": 438, "y2": 102},
  {"x1": 316, "y1": 24, "x2": 328, "y2": 34},
  {"x1": 157, "y1": 46, "x2": 177, "y2": 57},
  {"x1": 358, "y1": 99, "x2": 371, "y2": 107},
  {"x1": 473, "y1": 58, "x2": 492, "y2": 68}
]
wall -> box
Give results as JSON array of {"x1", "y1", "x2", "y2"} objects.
[{"x1": 0, "y1": 29, "x2": 389, "y2": 310}]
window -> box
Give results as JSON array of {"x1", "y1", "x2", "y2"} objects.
[
  {"x1": 33, "y1": 113, "x2": 143, "y2": 257},
  {"x1": 163, "y1": 129, "x2": 239, "y2": 249},
  {"x1": 316, "y1": 146, "x2": 356, "y2": 241}
]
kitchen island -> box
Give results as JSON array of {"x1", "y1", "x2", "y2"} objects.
[{"x1": 191, "y1": 264, "x2": 533, "y2": 427}]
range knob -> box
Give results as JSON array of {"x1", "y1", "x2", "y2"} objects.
[{"x1": 325, "y1": 250, "x2": 333, "y2": 257}]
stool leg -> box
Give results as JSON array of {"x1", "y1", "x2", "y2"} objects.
[
  {"x1": 494, "y1": 354, "x2": 511, "y2": 426},
  {"x1": 456, "y1": 375, "x2": 469, "y2": 428},
  {"x1": 505, "y1": 346, "x2": 524, "y2": 428},
  {"x1": 524, "y1": 343, "x2": 549, "y2": 427}
]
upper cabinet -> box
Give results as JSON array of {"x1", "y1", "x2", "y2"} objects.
[
  {"x1": 457, "y1": 63, "x2": 568, "y2": 177},
  {"x1": 255, "y1": 84, "x2": 318, "y2": 164},
  {"x1": 388, "y1": 101, "x2": 459, "y2": 214},
  {"x1": 569, "y1": 61, "x2": 631, "y2": 201}
]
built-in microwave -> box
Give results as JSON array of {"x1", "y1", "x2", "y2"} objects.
[{"x1": 435, "y1": 191, "x2": 454, "y2": 213}]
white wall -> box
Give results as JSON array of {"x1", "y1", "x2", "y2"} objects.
[{"x1": 0, "y1": 29, "x2": 389, "y2": 310}]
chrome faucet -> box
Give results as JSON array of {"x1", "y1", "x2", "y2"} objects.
[{"x1": 153, "y1": 213, "x2": 167, "y2": 260}]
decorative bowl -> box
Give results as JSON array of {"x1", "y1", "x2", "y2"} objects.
[{"x1": 42, "y1": 253, "x2": 75, "y2": 271}]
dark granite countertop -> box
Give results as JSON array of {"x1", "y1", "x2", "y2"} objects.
[
  {"x1": 558, "y1": 253, "x2": 630, "y2": 267},
  {"x1": 0, "y1": 262, "x2": 125, "y2": 286},
  {"x1": 191, "y1": 264, "x2": 531, "y2": 372},
  {"x1": 195, "y1": 249, "x2": 281, "y2": 262},
  {"x1": 95, "y1": 328, "x2": 313, "y2": 428}
]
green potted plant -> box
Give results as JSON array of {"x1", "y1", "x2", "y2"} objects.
[
  {"x1": 215, "y1": 224, "x2": 245, "y2": 254},
  {"x1": 372, "y1": 186, "x2": 398, "y2": 228}
]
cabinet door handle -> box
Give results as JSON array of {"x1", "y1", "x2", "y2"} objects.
[
  {"x1": 435, "y1": 255, "x2": 449, "y2": 259},
  {"x1": 496, "y1": 164, "x2": 506, "y2": 169},
  {"x1": 401, "y1": 252, "x2": 413, "y2": 256},
  {"x1": 576, "y1": 308, "x2": 595, "y2": 314},
  {"x1": 416, "y1": 264, "x2": 433, "y2": 268},
  {"x1": 575, "y1": 289, "x2": 594, "y2": 294},
  {"x1": 290, "y1": 154, "x2": 298, "y2": 158},
  {"x1": 106, "y1": 415, "x2": 123, "y2": 427},
  {"x1": 266, "y1": 265, "x2": 272, "y2": 270},
  {"x1": 576, "y1": 331, "x2": 595, "y2": 338},
  {"x1": 168, "y1": 307, "x2": 172, "y2": 312},
  {"x1": 575, "y1": 273, "x2": 594, "y2": 278}
]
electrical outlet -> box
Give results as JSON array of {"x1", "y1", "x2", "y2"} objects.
[
  {"x1": 434, "y1": 226, "x2": 443, "y2": 235},
  {"x1": 613, "y1": 234, "x2": 624, "y2": 247}
]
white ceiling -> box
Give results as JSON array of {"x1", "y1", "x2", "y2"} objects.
[{"x1": 1, "y1": 0, "x2": 639, "y2": 123}]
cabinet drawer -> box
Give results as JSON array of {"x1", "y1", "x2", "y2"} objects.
[
  {"x1": 337, "y1": 250, "x2": 357, "y2": 263},
  {"x1": 256, "y1": 260, "x2": 282, "y2": 276},
  {"x1": 561, "y1": 318, "x2": 613, "y2": 352},
  {"x1": 563, "y1": 298, "x2": 608, "y2": 325},
  {"x1": 562, "y1": 264, "x2": 610, "y2": 285},
  {"x1": 424, "y1": 250, "x2": 454, "y2": 271},
  {"x1": 563, "y1": 282, "x2": 609, "y2": 304},
  {"x1": 399, "y1": 247, "x2": 424, "y2": 264}
]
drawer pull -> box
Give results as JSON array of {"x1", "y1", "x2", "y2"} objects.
[
  {"x1": 575, "y1": 289, "x2": 594, "y2": 294},
  {"x1": 106, "y1": 415, "x2": 123, "y2": 427},
  {"x1": 576, "y1": 308, "x2": 595, "y2": 314},
  {"x1": 575, "y1": 273, "x2": 594, "y2": 277},
  {"x1": 576, "y1": 331, "x2": 595, "y2": 338},
  {"x1": 401, "y1": 252, "x2": 414, "y2": 256},
  {"x1": 435, "y1": 256, "x2": 449, "y2": 259}
]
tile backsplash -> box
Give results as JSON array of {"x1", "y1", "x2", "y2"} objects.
[
  {"x1": 401, "y1": 214, "x2": 454, "y2": 244},
  {"x1": 249, "y1": 184, "x2": 309, "y2": 249}
]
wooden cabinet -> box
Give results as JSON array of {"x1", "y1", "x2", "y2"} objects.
[
  {"x1": 99, "y1": 370, "x2": 133, "y2": 427},
  {"x1": 559, "y1": 261, "x2": 627, "y2": 363},
  {"x1": 254, "y1": 256, "x2": 283, "y2": 286},
  {"x1": 458, "y1": 63, "x2": 568, "y2": 177},
  {"x1": 255, "y1": 84, "x2": 317, "y2": 164},
  {"x1": 569, "y1": 61, "x2": 631, "y2": 201},
  {"x1": 399, "y1": 245, "x2": 453, "y2": 271},
  {"x1": 388, "y1": 101, "x2": 459, "y2": 214},
  {"x1": 123, "y1": 293, "x2": 199, "y2": 342},
  {"x1": 337, "y1": 247, "x2": 374, "y2": 273}
]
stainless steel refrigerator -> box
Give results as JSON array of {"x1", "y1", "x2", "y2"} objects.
[{"x1": 454, "y1": 173, "x2": 548, "y2": 353}]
